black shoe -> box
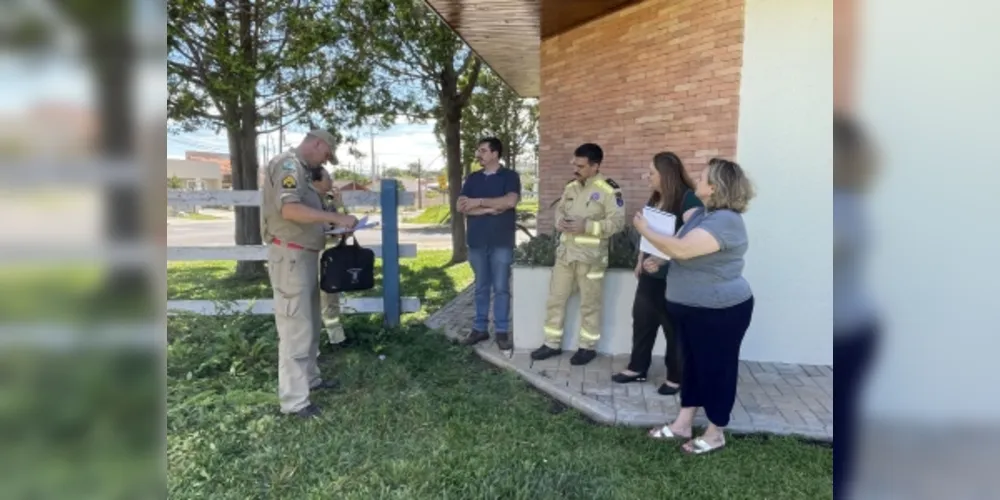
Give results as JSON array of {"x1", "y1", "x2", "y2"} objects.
[
  {"x1": 460, "y1": 329, "x2": 490, "y2": 346},
  {"x1": 292, "y1": 404, "x2": 321, "y2": 419},
  {"x1": 611, "y1": 371, "x2": 647, "y2": 383},
  {"x1": 312, "y1": 379, "x2": 340, "y2": 391},
  {"x1": 657, "y1": 382, "x2": 681, "y2": 395},
  {"x1": 570, "y1": 348, "x2": 597, "y2": 366},
  {"x1": 530, "y1": 345, "x2": 562, "y2": 360},
  {"x1": 495, "y1": 332, "x2": 513, "y2": 351}
]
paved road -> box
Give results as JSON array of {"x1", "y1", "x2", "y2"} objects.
[{"x1": 167, "y1": 213, "x2": 531, "y2": 250}]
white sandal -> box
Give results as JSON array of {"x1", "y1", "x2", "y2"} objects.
[
  {"x1": 648, "y1": 424, "x2": 691, "y2": 440},
  {"x1": 683, "y1": 437, "x2": 726, "y2": 455}
]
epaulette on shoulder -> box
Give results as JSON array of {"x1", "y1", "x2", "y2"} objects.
[
  {"x1": 604, "y1": 177, "x2": 620, "y2": 190},
  {"x1": 566, "y1": 178, "x2": 576, "y2": 186}
]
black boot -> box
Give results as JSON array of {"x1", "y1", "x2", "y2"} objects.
[
  {"x1": 570, "y1": 348, "x2": 597, "y2": 366},
  {"x1": 530, "y1": 344, "x2": 562, "y2": 360}
]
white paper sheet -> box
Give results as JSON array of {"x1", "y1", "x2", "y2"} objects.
[
  {"x1": 325, "y1": 215, "x2": 379, "y2": 235},
  {"x1": 638, "y1": 206, "x2": 676, "y2": 260}
]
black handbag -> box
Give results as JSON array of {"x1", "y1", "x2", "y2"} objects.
[{"x1": 319, "y1": 235, "x2": 375, "y2": 293}]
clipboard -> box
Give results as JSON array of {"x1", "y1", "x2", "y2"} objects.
[
  {"x1": 325, "y1": 215, "x2": 379, "y2": 235},
  {"x1": 638, "y1": 206, "x2": 676, "y2": 260}
]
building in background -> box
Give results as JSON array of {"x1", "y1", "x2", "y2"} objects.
[
  {"x1": 0, "y1": 101, "x2": 96, "y2": 159},
  {"x1": 423, "y1": 0, "x2": 831, "y2": 365},
  {"x1": 167, "y1": 158, "x2": 223, "y2": 190},
  {"x1": 184, "y1": 151, "x2": 232, "y2": 188}
]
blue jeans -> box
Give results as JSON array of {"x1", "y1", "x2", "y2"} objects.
[{"x1": 468, "y1": 246, "x2": 514, "y2": 333}]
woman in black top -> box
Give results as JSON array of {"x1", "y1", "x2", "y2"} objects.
[{"x1": 611, "y1": 152, "x2": 702, "y2": 394}]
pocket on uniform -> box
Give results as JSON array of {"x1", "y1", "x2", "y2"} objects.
[
  {"x1": 275, "y1": 291, "x2": 303, "y2": 318},
  {"x1": 272, "y1": 254, "x2": 308, "y2": 300}
]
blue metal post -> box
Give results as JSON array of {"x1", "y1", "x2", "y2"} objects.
[{"x1": 380, "y1": 179, "x2": 401, "y2": 327}]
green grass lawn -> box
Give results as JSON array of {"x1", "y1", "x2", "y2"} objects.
[
  {"x1": 402, "y1": 204, "x2": 451, "y2": 224},
  {"x1": 173, "y1": 212, "x2": 224, "y2": 221},
  {"x1": 167, "y1": 251, "x2": 831, "y2": 499},
  {"x1": 403, "y1": 200, "x2": 539, "y2": 225}
]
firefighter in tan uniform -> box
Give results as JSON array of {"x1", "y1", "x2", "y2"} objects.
[
  {"x1": 309, "y1": 167, "x2": 347, "y2": 345},
  {"x1": 260, "y1": 129, "x2": 357, "y2": 418},
  {"x1": 531, "y1": 143, "x2": 626, "y2": 366}
]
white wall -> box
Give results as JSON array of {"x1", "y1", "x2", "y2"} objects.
[
  {"x1": 167, "y1": 159, "x2": 222, "y2": 181},
  {"x1": 857, "y1": 1, "x2": 1000, "y2": 423},
  {"x1": 734, "y1": 0, "x2": 833, "y2": 365}
]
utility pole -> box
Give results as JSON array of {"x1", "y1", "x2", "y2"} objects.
[{"x1": 369, "y1": 124, "x2": 375, "y2": 182}]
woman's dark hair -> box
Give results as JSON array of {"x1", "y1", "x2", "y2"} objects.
[{"x1": 647, "y1": 152, "x2": 692, "y2": 215}]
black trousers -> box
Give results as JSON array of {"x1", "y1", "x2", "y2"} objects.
[
  {"x1": 666, "y1": 297, "x2": 754, "y2": 427},
  {"x1": 627, "y1": 273, "x2": 682, "y2": 383},
  {"x1": 833, "y1": 326, "x2": 878, "y2": 500}
]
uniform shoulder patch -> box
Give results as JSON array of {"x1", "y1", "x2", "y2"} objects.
[
  {"x1": 604, "y1": 177, "x2": 620, "y2": 189},
  {"x1": 281, "y1": 158, "x2": 298, "y2": 173},
  {"x1": 281, "y1": 174, "x2": 297, "y2": 189},
  {"x1": 615, "y1": 191, "x2": 624, "y2": 207}
]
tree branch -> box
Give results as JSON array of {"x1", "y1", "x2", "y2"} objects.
[
  {"x1": 257, "y1": 108, "x2": 310, "y2": 134},
  {"x1": 258, "y1": 0, "x2": 299, "y2": 77},
  {"x1": 372, "y1": 58, "x2": 430, "y2": 83},
  {"x1": 456, "y1": 57, "x2": 482, "y2": 107}
]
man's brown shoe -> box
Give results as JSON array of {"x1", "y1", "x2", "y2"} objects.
[{"x1": 460, "y1": 330, "x2": 489, "y2": 346}]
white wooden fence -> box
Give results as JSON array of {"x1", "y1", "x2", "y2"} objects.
[{"x1": 167, "y1": 188, "x2": 421, "y2": 317}]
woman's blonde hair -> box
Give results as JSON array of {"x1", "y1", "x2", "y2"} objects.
[{"x1": 704, "y1": 158, "x2": 755, "y2": 213}]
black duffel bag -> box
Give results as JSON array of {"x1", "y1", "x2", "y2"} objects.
[{"x1": 320, "y1": 235, "x2": 375, "y2": 293}]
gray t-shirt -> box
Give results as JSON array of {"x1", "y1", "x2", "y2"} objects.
[
  {"x1": 833, "y1": 190, "x2": 876, "y2": 335},
  {"x1": 665, "y1": 208, "x2": 752, "y2": 308}
]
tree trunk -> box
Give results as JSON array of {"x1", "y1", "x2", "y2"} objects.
[
  {"x1": 444, "y1": 104, "x2": 467, "y2": 264},
  {"x1": 93, "y1": 32, "x2": 148, "y2": 299},
  {"x1": 233, "y1": 0, "x2": 264, "y2": 278}
]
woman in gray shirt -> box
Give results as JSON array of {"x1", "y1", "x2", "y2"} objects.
[
  {"x1": 833, "y1": 114, "x2": 879, "y2": 500},
  {"x1": 633, "y1": 158, "x2": 755, "y2": 455}
]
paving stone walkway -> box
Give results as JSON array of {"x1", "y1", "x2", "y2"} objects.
[{"x1": 426, "y1": 286, "x2": 832, "y2": 441}]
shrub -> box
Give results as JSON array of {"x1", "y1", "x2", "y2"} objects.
[{"x1": 513, "y1": 226, "x2": 640, "y2": 270}]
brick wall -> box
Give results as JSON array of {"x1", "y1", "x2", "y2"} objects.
[{"x1": 537, "y1": 0, "x2": 745, "y2": 232}]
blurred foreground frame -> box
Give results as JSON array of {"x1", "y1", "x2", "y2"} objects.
[
  {"x1": 5, "y1": 0, "x2": 160, "y2": 305},
  {"x1": 0, "y1": 0, "x2": 166, "y2": 498}
]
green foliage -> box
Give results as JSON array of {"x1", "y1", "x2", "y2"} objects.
[
  {"x1": 608, "y1": 226, "x2": 642, "y2": 269},
  {"x1": 514, "y1": 227, "x2": 641, "y2": 270},
  {"x1": 332, "y1": 169, "x2": 371, "y2": 187},
  {"x1": 335, "y1": 0, "x2": 483, "y2": 263},
  {"x1": 167, "y1": 175, "x2": 184, "y2": 189},
  {"x1": 167, "y1": 0, "x2": 378, "y2": 140},
  {"x1": 439, "y1": 67, "x2": 539, "y2": 172},
  {"x1": 513, "y1": 233, "x2": 558, "y2": 267}
]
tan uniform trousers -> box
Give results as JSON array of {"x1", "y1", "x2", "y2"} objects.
[
  {"x1": 320, "y1": 290, "x2": 346, "y2": 344},
  {"x1": 543, "y1": 258, "x2": 606, "y2": 349},
  {"x1": 267, "y1": 243, "x2": 324, "y2": 413}
]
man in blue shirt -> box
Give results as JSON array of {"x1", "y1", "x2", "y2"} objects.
[{"x1": 456, "y1": 137, "x2": 521, "y2": 350}]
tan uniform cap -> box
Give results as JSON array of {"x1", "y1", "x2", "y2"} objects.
[{"x1": 307, "y1": 129, "x2": 337, "y2": 150}]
